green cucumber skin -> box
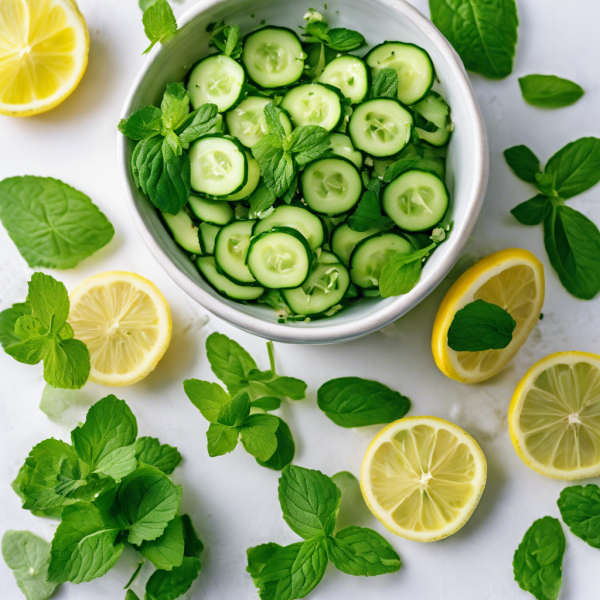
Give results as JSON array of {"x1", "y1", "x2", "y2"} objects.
[
  {"x1": 213, "y1": 221, "x2": 258, "y2": 287},
  {"x1": 281, "y1": 82, "x2": 345, "y2": 131}
]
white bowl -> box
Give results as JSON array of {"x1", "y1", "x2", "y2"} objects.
[{"x1": 118, "y1": 0, "x2": 488, "y2": 344}]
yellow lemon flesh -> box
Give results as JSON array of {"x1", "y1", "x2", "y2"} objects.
[
  {"x1": 432, "y1": 248, "x2": 545, "y2": 383},
  {"x1": 0, "y1": 0, "x2": 89, "y2": 116},
  {"x1": 509, "y1": 351, "x2": 600, "y2": 480},
  {"x1": 68, "y1": 272, "x2": 172, "y2": 387},
  {"x1": 360, "y1": 416, "x2": 487, "y2": 542}
]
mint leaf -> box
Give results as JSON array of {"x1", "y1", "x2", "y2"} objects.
[
  {"x1": 48, "y1": 502, "x2": 124, "y2": 583},
  {"x1": 0, "y1": 176, "x2": 114, "y2": 269},
  {"x1": 252, "y1": 136, "x2": 296, "y2": 197},
  {"x1": 145, "y1": 556, "x2": 202, "y2": 600},
  {"x1": 429, "y1": 0, "x2": 518, "y2": 79},
  {"x1": 379, "y1": 244, "x2": 435, "y2": 298},
  {"x1": 0, "y1": 302, "x2": 31, "y2": 349},
  {"x1": 206, "y1": 423, "x2": 239, "y2": 457},
  {"x1": 247, "y1": 542, "x2": 282, "y2": 584},
  {"x1": 178, "y1": 103, "x2": 219, "y2": 146},
  {"x1": 217, "y1": 390, "x2": 251, "y2": 427},
  {"x1": 125, "y1": 590, "x2": 140, "y2": 600},
  {"x1": 317, "y1": 377, "x2": 410, "y2": 428},
  {"x1": 240, "y1": 414, "x2": 279, "y2": 462},
  {"x1": 139, "y1": 515, "x2": 184, "y2": 571},
  {"x1": 265, "y1": 102, "x2": 286, "y2": 143},
  {"x1": 504, "y1": 145, "x2": 541, "y2": 183},
  {"x1": 535, "y1": 172, "x2": 557, "y2": 197},
  {"x1": 544, "y1": 137, "x2": 600, "y2": 199},
  {"x1": 256, "y1": 417, "x2": 295, "y2": 471},
  {"x1": 183, "y1": 379, "x2": 231, "y2": 423},
  {"x1": 160, "y1": 82, "x2": 190, "y2": 133},
  {"x1": 327, "y1": 526, "x2": 401, "y2": 576},
  {"x1": 511, "y1": 194, "x2": 549, "y2": 226},
  {"x1": 279, "y1": 465, "x2": 341, "y2": 539},
  {"x1": 71, "y1": 395, "x2": 138, "y2": 481},
  {"x1": 248, "y1": 180, "x2": 277, "y2": 219},
  {"x1": 258, "y1": 376, "x2": 307, "y2": 400},
  {"x1": 513, "y1": 516, "x2": 564, "y2": 600},
  {"x1": 251, "y1": 396, "x2": 282, "y2": 412},
  {"x1": 347, "y1": 179, "x2": 393, "y2": 232},
  {"x1": 519, "y1": 75, "x2": 584, "y2": 109},
  {"x1": 115, "y1": 465, "x2": 182, "y2": 545},
  {"x1": 142, "y1": 0, "x2": 177, "y2": 54},
  {"x1": 369, "y1": 66, "x2": 398, "y2": 99},
  {"x1": 287, "y1": 125, "x2": 331, "y2": 167},
  {"x1": 448, "y1": 299, "x2": 516, "y2": 351},
  {"x1": 2, "y1": 530, "x2": 58, "y2": 600},
  {"x1": 118, "y1": 106, "x2": 163, "y2": 140},
  {"x1": 382, "y1": 158, "x2": 421, "y2": 182},
  {"x1": 180, "y1": 514, "x2": 203, "y2": 558},
  {"x1": 211, "y1": 22, "x2": 243, "y2": 60},
  {"x1": 327, "y1": 28, "x2": 365, "y2": 52},
  {"x1": 557, "y1": 484, "x2": 600, "y2": 549},
  {"x1": 135, "y1": 437, "x2": 182, "y2": 474}
]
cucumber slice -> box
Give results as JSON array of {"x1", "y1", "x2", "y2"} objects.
[
  {"x1": 415, "y1": 125, "x2": 451, "y2": 147},
  {"x1": 189, "y1": 134, "x2": 248, "y2": 197},
  {"x1": 365, "y1": 42, "x2": 434, "y2": 105},
  {"x1": 282, "y1": 251, "x2": 350, "y2": 316},
  {"x1": 199, "y1": 222, "x2": 220, "y2": 255},
  {"x1": 162, "y1": 209, "x2": 202, "y2": 254},
  {"x1": 225, "y1": 96, "x2": 293, "y2": 148},
  {"x1": 186, "y1": 54, "x2": 246, "y2": 112},
  {"x1": 350, "y1": 232, "x2": 413, "y2": 289},
  {"x1": 253, "y1": 205, "x2": 325, "y2": 251},
  {"x1": 188, "y1": 195, "x2": 234, "y2": 225},
  {"x1": 330, "y1": 223, "x2": 386, "y2": 265},
  {"x1": 382, "y1": 169, "x2": 449, "y2": 231},
  {"x1": 317, "y1": 55, "x2": 370, "y2": 104},
  {"x1": 223, "y1": 153, "x2": 261, "y2": 201},
  {"x1": 329, "y1": 133, "x2": 363, "y2": 169},
  {"x1": 242, "y1": 27, "x2": 305, "y2": 88},
  {"x1": 214, "y1": 220, "x2": 257, "y2": 285},
  {"x1": 301, "y1": 157, "x2": 363, "y2": 216},
  {"x1": 197, "y1": 256, "x2": 264, "y2": 301},
  {"x1": 247, "y1": 227, "x2": 312, "y2": 289},
  {"x1": 281, "y1": 83, "x2": 342, "y2": 131},
  {"x1": 349, "y1": 98, "x2": 413, "y2": 157}
]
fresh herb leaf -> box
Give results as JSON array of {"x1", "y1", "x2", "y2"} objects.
[
  {"x1": 183, "y1": 379, "x2": 231, "y2": 423},
  {"x1": 535, "y1": 172, "x2": 557, "y2": 197},
  {"x1": 118, "y1": 106, "x2": 163, "y2": 140},
  {"x1": 327, "y1": 526, "x2": 401, "y2": 576},
  {"x1": 239, "y1": 414, "x2": 280, "y2": 462},
  {"x1": 519, "y1": 75, "x2": 584, "y2": 109},
  {"x1": 217, "y1": 390, "x2": 252, "y2": 427},
  {"x1": 326, "y1": 28, "x2": 365, "y2": 52},
  {"x1": 511, "y1": 194, "x2": 549, "y2": 226},
  {"x1": 160, "y1": 82, "x2": 190, "y2": 134},
  {"x1": 379, "y1": 243, "x2": 436, "y2": 298},
  {"x1": 281, "y1": 172, "x2": 299, "y2": 204},
  {"x1": 264, "y1": 102, "x2": 287, "y2": 143},
  {"x1": 0, "y1": 176, "x2": 114, "y2": 269},
  {"x1": 382, "y1": 158, "x2": 421, "y2": 182},
  {"x1": 142, "y1": 0, "x2": 178, "y2": 54},
  {"x1": 256, "y1": 417, "x2": 295, "y2": 471},
  {"x1": 369, "y1": 67, "x2": 398, "y2": 99},
  {"x1": 206, "y1": 423, "x2": 239, "y2": 457},
  {"x1": 347, "y1": 178, "x2": 393, "y2": 232},
  {"x1": 251, "y1": 396, "x2": 282, "y2": 412},
  {"x1": 2, "y1": 530, "x2": 58, "y2": 600},
  {"x1": 0, "y1": 301, "x2": 31, "y2": 349},
  {"x1": 145, "y1": 556, "x2": 202, "y2": 600},
  {"x1": 287, "y1": 125, "x2": 331, "y2": 167},
  {"x1": 178, "y1": 103, "x2": 219, "y2": 145},
  {"x1": 252, "y1": 136, "x2": 296, "y2": 197},
  {"x1": 139, "y1": 515, "x2": 184, "y2": 571},
  {"x1": 258, "y1": 376, "x2": 307, "y2": 400},
  {"x1": 180, "y1": 514, "x2": 204, "y2": 558},
  {"x1": 447, "y1": 299, "x2": 516, "y2": 352},
  {"x1": 48, "y1": 502, "x2": 124, "y2": 583},
  {"x1": 317, "y1": 377, "x2": 410, "y2": 428},
  {"x1": 513, "y1": 516, "x2": 564, "y2": 600},
  {"x1": 557, "y1": 484, "x2": 600, "y2": 549},
  {"x1": 429, "y1": 0, "x2": 519, "y2": 79},
  {"x1": 126, "y1": 590, "x2": 141, "y2": 600},
  {"x1": 504, "y1": 145, "x2": 541, "y2": 183},
  {"x1": 211, "y1": 22, "x2": 243, "y2": 60},
  {"x1": 135, "y1": 437, "x2": 182, "y2": 475},
  {"x1": 248, "y1": 180, "x2": 277, "y2": 219}
]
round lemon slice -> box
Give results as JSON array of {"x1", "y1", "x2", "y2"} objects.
[
  {"x1": 68, "y1": 272, "x2": 172, "y2": 387},
  {"x1": 509, "y1": 352, "x2": 600, "y2": 480},
  {"x1": 360, "y1": 416, "x2": 487, "y2": 542},
  {"x1": 432, "y1": 248, "x2": 545, "y2": 383},
  {"x1": 0, "y1": 0, "x2": 89, "y2": 117}
]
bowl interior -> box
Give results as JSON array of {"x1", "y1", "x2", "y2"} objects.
[{"x1": 120, "y1": 0, "x2": 487, "y2": 343}]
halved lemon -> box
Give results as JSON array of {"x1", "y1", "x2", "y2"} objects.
[
  {"x1": 68, "y1": 272, "x2": 172, "y2": 387},
  {"x1": 360, "y1": 416, "x2": 487, "y2": 542},
  {"x1": 0, "y1": 0, "x2": 89, "y2": 117},
  {"x1": 432, "y1": 248, "x2": 545, "y2": 383},
  {"x1": 509, "y1": 352, "x2": 600, "y2": 480}
]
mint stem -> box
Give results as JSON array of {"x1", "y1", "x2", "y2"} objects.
[
  {"x1": 267, "y1": 341, "x2": 276, "y2": 375},
  {"x1": 124, "y1": 560, "x2": 144, "y2": 589}
]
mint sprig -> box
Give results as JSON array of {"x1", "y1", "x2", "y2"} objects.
[
  {"x1": 210, "y1": 22, "x2": 243, "y2": 59},
  {"x1": 142, "y1": 0, "x2": 177, "y2": 54},
  {"x1": 557, "y1": 484, "x2": 600, "y2": 549},
  {"x1": 301, "y1": 12, "x2": 365, "y2": 52}
]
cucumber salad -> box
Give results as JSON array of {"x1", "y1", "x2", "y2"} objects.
[{"x1": 120, "y1": 11, "x2": 453, "y2": 322}]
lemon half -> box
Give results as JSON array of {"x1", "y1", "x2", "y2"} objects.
[
  {"x1": 360, "y1": 416, "x2": 487, "y2": 542},
  {"x1": 509, "y1": 352, "x2": 600, "y2": 480},
  {"x1": 0, "y1": 0, "x2": 89, "y2": 117},
  {"x1": 68, "y1": 272, "x2": 172, "y2": 387},
  {"x1": 432, "y1": 248, "x2": 545, "y2": 383}
]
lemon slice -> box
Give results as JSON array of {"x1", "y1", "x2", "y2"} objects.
[
  {"x1": 360, "y1": 416, "x2": 487, "y2": 542},
  {"x1": 68, "y1": 272, "x2": 172, "y2": 387},
  {"x1": 509, "y1": 352, "x2": 600, "y2": 480},
  {"x1": 432, "y1": 248, "x2": 545, "y2": 383},
  {"x1": 0, "y1": 0, "x2": 89, "y2": 117}
]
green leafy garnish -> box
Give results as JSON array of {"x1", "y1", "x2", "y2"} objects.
[
  {"x1": 210, "y1": 22, "x2": 243, "y2": 59},
  {"x1": 247, "y1": 465, "x2": 401, "y2": 599},
  {"x1": 558, "y1": 484, "x2": 600, "y2": 549},
  {"x1": 447, "y1": 299, "x2": 516, "y2": 352},
  {"x1": 347, "y1": 177, "x2": 394, "y2": 232},
  {"x1": 513, "y1": 516, "x2": 564, "y2": 600},
  {"x1": 504, "y1": 145, "x2": 541, "y2": 183},
  {"x1": 142, "y1": 0, "x2": 178, "y2": 54},
  {"x1": 510, "y1": 194, "x2": 548, "y2": 226},
  {"x1": 135, "y1": 437, "x2": 182, "y2": 475},
  {"x1": 0, "y1": 302, "x2": 31, "y2": 349},
  {"x1": 317, "y1": 377, "x2": 410, "y2": 428},
  {"x1": 519, "y1": 75, "x2": 584, "y2": 109},
  {"x1": 301, "y1": 12, "x2": 365, "y2": 52},
  {"x1": 368, "y1": 67, "x2": 398, "y2": 99},
  {"x1": 0, "y1": 176, "x2": 114, "y2": 269},
  {"x1": 379, "y1": 242, "x2": 436, "y2": 297}
]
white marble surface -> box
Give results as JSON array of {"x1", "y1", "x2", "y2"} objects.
[{"x1": 1, "y1": 1, "x2": 599, "y2": 599}]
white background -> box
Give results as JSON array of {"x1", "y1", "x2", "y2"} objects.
[{"x1": 1, "y1": 0, "x2": 600, "y2": 598}]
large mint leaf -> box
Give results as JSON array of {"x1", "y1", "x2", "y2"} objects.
[{"x1": 139, "y1": 515, "x2": 184, "y2": 571}]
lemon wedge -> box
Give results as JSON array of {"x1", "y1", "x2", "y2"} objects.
[
  {"x1": 360, "y1": 416, "x2": 487, "y2": 542},
  {"x1": 432, "y1": 248, "x2": 545, "y2": 383},
  {"x1": 0, "y1": 0, "x2": 89, "y2": 117},
  {"x1": 68, "y1": 272, "x2": 172, "y2": 387},
  {"x1": 509, "y1": 351, "x2": 600, "y2": 480}
]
